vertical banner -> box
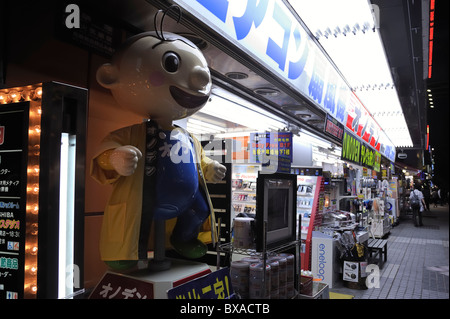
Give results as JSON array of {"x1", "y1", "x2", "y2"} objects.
[
  {"x1": 249, "y1": 132, "x2": 292, "y2": 173},
  {"x1": 0, "y1": 104, "x2": 29, "y2": 299}
]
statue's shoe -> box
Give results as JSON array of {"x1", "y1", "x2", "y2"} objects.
[
  {"x1": 170, "y1": 236, "x2": 207, "y2": 259},
  {"x1": 104, "y1": 260, "x2": 138, "y2": 272}
]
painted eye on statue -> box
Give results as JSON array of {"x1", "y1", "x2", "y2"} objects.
[{"x1": 162, "y1": 51, "x2": 180, "y2": 73}]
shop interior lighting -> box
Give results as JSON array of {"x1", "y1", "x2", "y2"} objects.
[
  {"x1": 186, "y1": 118, "x2": 227, "y2": 135},
  {"x1": 58, "y1": 133, "x2": 76, "y2": 299},
  {"x1": 289, "y1": 0, "x2": 413, "y2": 148},
  {"x1": 298, "y1": 128, "x2": 333, "y2": 149},
  {"x1": 198, "y1": 87, "x2": 287, "y2": 133}
]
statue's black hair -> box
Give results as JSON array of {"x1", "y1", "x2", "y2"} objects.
[{"x1": 112, "y1": 5, "x2": 196, "y2": 63}]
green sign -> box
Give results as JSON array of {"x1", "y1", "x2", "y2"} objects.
[
  {"x1": 342, "y1": 131, "x2": 361, "y2": 164},
  {"x1": 341, "y1": 131, "x2": 376, "y2": 170},
  {"x1": 373, "y1": 152, "x2": 381, "y2": 172},
  {"x1": 360, "y1": 144, "x2": 375, "y2": 169}
]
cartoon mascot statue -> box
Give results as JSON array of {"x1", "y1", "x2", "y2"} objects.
[{"x1": 91, "y1": 7, "x2": 226, "y2": 271}]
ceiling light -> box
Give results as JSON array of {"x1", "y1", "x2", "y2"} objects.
[
  {"x1": 253, "y1": 87, "x2": 281, "y2": 97},
  {"x1": 225, "y1": 72, "x2": 248, "y2": 80},
  {"x1": 188, "y1": 118, "x2": 227, "y2": 133},
  {"x1": 199, "y1": 87, "x2": 287, "y2": 132},
  {"x1": 298, "y1": 129, "x2": 332, "y2": 149}
]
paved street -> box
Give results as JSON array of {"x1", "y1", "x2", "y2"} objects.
[{"x1": 330, "y1": 204, "x2": 449, "y2": 299}]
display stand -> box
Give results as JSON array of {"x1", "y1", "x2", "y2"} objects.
[
  {"x1": 369, "y1": 188, "x2": 391, "y2": 238},
  {"x1": 231, "y1": 164, "x2": 260, "y2": 218},
  {"x1": 218, "y1": 227, "x2": 300, "y2": 299}
]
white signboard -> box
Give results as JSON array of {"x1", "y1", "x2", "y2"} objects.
[{"x1": 175, "y1": 0, "x2": 396, "y2": 162}]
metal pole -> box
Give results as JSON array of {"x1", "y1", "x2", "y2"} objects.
[
  {"x1": 216, "y1": 217, "x2": 221, "y2": 271},
  {"x1": 263, "y1": 220, "x2": 267, "y2": 299},
  {"x1": 148, "y1": 219, "x2": 171, "y2": 271}
]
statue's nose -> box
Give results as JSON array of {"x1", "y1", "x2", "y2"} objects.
[{"x1": 189, "y1": 66, "x2": 211, "y2": 90}]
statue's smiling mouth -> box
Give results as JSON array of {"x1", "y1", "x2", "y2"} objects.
[{"x1": 170, "y1": 86, "x2": 209, "y2": 109}]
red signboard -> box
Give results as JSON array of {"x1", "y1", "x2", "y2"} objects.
[{"x1": 89, "y1": 272, "x2": 154, "y2": 299}]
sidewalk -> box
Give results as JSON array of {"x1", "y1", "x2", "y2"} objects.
[{"x1": 329, "y1": 204, "x2": 449, "y2": 299}]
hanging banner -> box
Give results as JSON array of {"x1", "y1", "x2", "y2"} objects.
[
  {"x1": 249, "y1": 131, "x2": 292, "y2": 173},
  {"x1": 174, "y1": 0, "x2": 396, "y2": 162}
]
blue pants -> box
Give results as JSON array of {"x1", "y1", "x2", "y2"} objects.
[{"x1": 152, "y1": 130, "x2": 210, "y2": 241}]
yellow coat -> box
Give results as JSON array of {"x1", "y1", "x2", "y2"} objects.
[{"x1": 90, "y1": 122, "x2": 217, "y2": 261}]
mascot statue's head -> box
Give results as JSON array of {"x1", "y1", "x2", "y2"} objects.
[{"x1": 96, "y1": 7, "x2": 211, "y2": 127}]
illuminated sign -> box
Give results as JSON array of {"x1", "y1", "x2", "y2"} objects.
[
  {"x1": 0, "y1": 86, "x2": 42, "y2": 299},
  {"x1": 324, "y1": 114, "x2": 344, "y2": 141},
  {"x1": 428, "y1": 0, "x2": 435, "y2": 78},
  {"x1": 341, "y1": 131, "x2": 376, "y2": 170},
  {"x1": 249, "y1": 131, "x2": 292, "y2": 173},
  {"x1": 175, "y1": 0, "x2": 396, "y2": 162},
  {"x1": 342, "y1": 131, "x2": 361, "y2": 165}
]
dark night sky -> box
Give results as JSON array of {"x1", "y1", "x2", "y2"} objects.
[{"x1": 427, "y1": 0, "x2": 449, "y2": 191}]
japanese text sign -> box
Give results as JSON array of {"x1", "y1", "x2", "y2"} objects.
[
  {"x1": 249, "y1": 131, "x2": 292, "y2": 173},
  {"x1": 167, "y1": 267, "x2": 233, "y2": 299},
  {"x1": 0, "y1": 105, "x2": 29, "y2": 299},
  {"x1": 89, "y1": 272, "x2": 154, "y2": 299}
]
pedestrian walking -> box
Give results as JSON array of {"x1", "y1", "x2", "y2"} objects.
[
  {"x1": 432, "y1": 188, "x2": 439, "y2": 208},
  {"x1": 410, "y1": 184, "x2": 427, "y2": 227}
]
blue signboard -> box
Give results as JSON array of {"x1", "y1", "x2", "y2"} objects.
[
  {"x1": 167, "y1": 267, "x2": 234, "y2": 299},
  {"x1": 249, "y1": 131, "x2": 292, "y2": 173}
]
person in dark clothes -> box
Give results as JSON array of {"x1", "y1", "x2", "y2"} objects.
[
  {"x1": 410, "y1": 184, "x2": 427, "y2": 227},
  {"x1": 422, "y1": 185, "x2": 431, "y2": 211}
]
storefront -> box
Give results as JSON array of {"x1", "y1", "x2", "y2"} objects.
[{"x1": 0, "y1": 0, "x2": 405, "y2": 300}]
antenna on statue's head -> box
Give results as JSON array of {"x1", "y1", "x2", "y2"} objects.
[{"x1": 154, "y1": 5, "x2": 182, "y2": 41}]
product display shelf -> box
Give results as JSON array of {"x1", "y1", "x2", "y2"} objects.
[
  {"x1": 297, "y1": 175, "x2": 325, "y2": 269},
  {"x1": 300, "y1": 176, "x2": 325, "y2": 270},
  {"x1": 218, "y1": 240, "x2": 299, "y2": 258},
  {"x1": 297, "y1": 184, "x2": 316, "y2": 241},
  {"x1": 217, "y1": 221, "x2": 301, "y2": 299},
  {"x1": 368, "y1": 186, "x2": 391, "y2": 239},
  {"x1": 231, "y1": 164, "x2": 260, "y2": 218}
]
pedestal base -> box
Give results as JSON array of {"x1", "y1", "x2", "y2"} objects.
[{"x1": 90, "y1": 258, "x2": 211, "y2": 299}]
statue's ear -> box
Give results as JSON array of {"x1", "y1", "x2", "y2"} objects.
[{"x1": 96, "y1": 63, "x2": 120, "y2": 88}]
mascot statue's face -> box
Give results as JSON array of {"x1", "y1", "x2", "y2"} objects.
[{"x1": 96, "y1": 32, "x2": 211, "y2": 126}]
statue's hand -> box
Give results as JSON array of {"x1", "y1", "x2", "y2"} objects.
[
  {"x1": 109, "y1": 145, "x2": 142, "y2": 176},
  {"x1": 205, "y1": 161, "x2": 227, "y2": 183}
]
